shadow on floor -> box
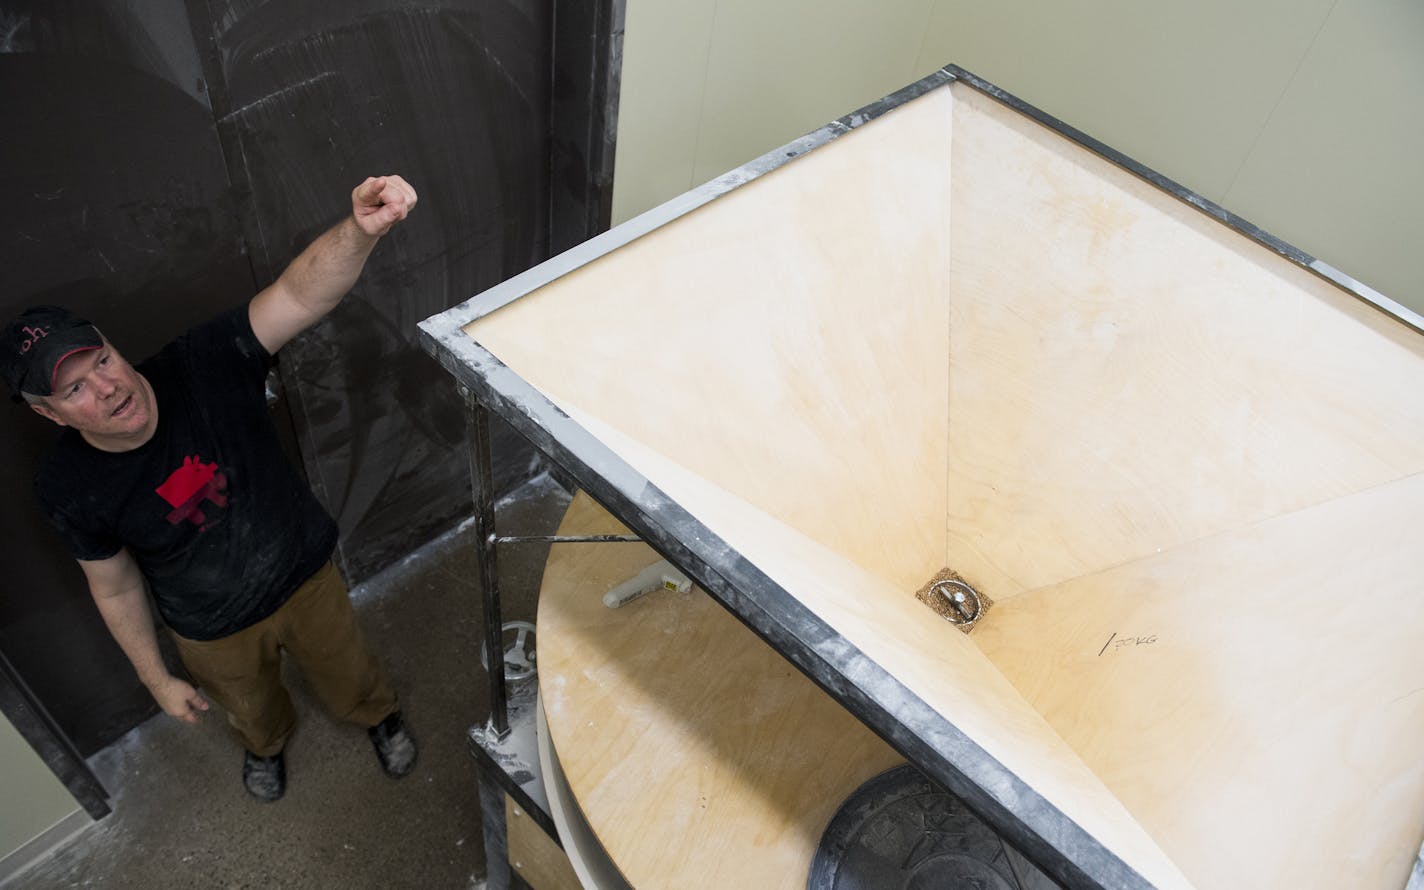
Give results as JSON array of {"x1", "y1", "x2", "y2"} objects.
[{"x1": 6, "y1": 475, "x2": 571, "y2": 890}]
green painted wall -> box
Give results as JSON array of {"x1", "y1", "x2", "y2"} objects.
[
  {"x1": 613, "y1": 0, "x2": 1423, "y2": 313},
  {"x1": 1, "y1": 713, "x2": 80, "y2": 866}
]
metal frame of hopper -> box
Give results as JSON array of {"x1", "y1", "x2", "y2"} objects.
[{"x1": 420, "y1": 65, "x2": 1424, "y2": 890}]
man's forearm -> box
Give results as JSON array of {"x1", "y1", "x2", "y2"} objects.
[
  {"x1": 247, "y1": 175, "x2": 414, "y2": 355},
  {"x1": 91, "y1": 582, "x2": 172, "y2": 689},
  {"x1": 274, "y1": 216, "x2": 380, "y2": 322},
  {"x1": 81, "y1": 553, "x2": 208, "y2": 724}
]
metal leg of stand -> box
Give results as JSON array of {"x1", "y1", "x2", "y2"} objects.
[
  {"x1": 479, "y1": 761, "x2": 542, "y2": 889},
  {"x1": 478, "y1": 764, "x2": 513, "y2": 890},
  {"x1": 465, "y1": 389, "x2": 509, "y2": 741}
]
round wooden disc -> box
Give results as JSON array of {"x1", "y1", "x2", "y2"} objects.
[{"x1": 537, "y1": 492, "x2": 903, "y2": 889}]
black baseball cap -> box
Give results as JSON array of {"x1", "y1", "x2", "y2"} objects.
[{"x1": 2, "y1": 306, "x2": 104, "y2": 399}]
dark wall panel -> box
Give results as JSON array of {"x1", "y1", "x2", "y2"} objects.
[
  {"x1": 550, "y1": 0, "x2": 622, "y2": 253},
  {"x1": 0, "y1": 0, "x2": 259, "y2": 753},
  {"x1": 3, "y1": 0, "x2": 562, "y2": 759},
  {"x1": 196, "y1": 0, "x2": 553, "y2": 580}
]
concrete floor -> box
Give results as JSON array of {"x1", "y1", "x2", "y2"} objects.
[{"x1": 5, "y1": 474, "x2": 571, "y2": 890}]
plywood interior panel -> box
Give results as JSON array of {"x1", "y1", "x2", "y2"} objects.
[
  {"x1": 468, "y1": 87, "x2": 955, "y2": 595},
  {"x1": 507, "y1": 793, "x2": 583, "y2": 890},
  {"x1": 972, "y1": 471, "x2": 1424, "y2": 889},
  {"x1": 944, "y1": 85, "x2": 1424, "y2": 601}
]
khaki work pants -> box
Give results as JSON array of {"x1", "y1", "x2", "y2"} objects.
[{"x1": 171, "y1": 561, "x2": 398, "y2": 757}]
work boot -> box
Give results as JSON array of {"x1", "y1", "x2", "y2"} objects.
[
  {"x1": 242, "y1": 750, "x2": 286, "y2": 802},
  {"x1": 368, "y1": 711, "x2": 417, "y2": 778}
]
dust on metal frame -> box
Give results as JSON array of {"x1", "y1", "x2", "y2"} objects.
[{"x1": 461, "y1": 387, "x2": 641, "y2": 742}]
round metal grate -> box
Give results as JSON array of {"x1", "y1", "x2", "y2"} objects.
[{"x1": 808, "y1": 765, "x2": 1036, "y2": 890}]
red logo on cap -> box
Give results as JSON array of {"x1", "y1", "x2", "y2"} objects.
[
  {"x1": 19, "y1": 325, "x2": 48, "y2": 353},
  {"x1": 155, "y1": 456, "x2": 229, "y2": 530}
]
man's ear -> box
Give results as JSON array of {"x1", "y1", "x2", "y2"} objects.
[{"x1": 29, "y1": 401, "x2": 66, "y2": 427}]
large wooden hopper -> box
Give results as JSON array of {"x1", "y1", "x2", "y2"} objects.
[{"x1": 420, "y1": 67, "x2": 1424, "y2": 889}]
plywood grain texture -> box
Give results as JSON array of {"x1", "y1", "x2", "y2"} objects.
[
  {"x1": 475, "y1": 88, "x2": 956, "y2": 595},
  {"x1": 942, "y1": 85, "x2": 1424, "y2": 600},
  {"x1": 974, "y1": 472, "x2": 1424, "y2": 890},
  {"x1": 507, "y1": 794, "x2": 583, "y2": 890}
]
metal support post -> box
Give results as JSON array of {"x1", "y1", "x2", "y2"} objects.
[
  {"x1": 496, "y1": 534, "x2": 641, "y2": 544},
  {"x1": 464, "y1": 388, "x2": 510, "y2": 741}
]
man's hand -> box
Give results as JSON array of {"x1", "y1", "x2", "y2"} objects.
[
  {"x1": 82, "y1": 550, "x2": 213, "y2": 726},
  {"x1": 250, "y1": 174, "x2": 418, "y2": 353},
  {"x1": 352, "y1": 175, "x2": 418, "y2": 238},
  {"x1": 148, "y1": 675, "x2": 210, "y2": 725}
]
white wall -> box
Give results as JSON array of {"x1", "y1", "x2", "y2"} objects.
[
  {"x1": 612, "y1": 0, "x2": 1423, "y2": 313},
  {"x1": 0, "y1": 713, "x2": 81, "y2": 870}
]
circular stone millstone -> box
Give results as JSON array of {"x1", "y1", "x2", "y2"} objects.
[{"x1": 808, "y1": 765, "x2": 1029, "y2": 890}]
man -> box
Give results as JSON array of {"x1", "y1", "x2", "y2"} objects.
[{"x1": 4, "y1": 174, "x2": 420, "y2": 803}]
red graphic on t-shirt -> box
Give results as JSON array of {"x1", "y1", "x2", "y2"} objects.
[{"x1": 156, "y1": 456, "x2": 228, "y2": 529}]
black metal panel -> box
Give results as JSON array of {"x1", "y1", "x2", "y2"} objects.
[
  {"x1": 192, "y1": 0, "x2": 556, "y2": 581},
  {"x1": 549, "y1": 0, "x2": 623, "y2": 253},
  {"x1": 809, "y1": 765, "x2": 1060, "y2": 890},
  {"x1": 0, "y1": 0, "x2": 257, "y2": 757},
  {"x1": 3, "y1": 0, "x2": 595, "y2": 771}
]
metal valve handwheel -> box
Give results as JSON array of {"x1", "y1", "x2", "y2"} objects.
[{"x1": 480, "y1": 620, "x2": 537, "y2": 681}]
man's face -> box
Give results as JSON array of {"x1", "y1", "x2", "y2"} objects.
[{"x1": 30, "y1": 341, "x2": 157, "y2": 451}]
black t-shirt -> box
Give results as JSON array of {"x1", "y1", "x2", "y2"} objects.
[{"x1": 34, "y1": 306, "x2": 339, "y2": 641}]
